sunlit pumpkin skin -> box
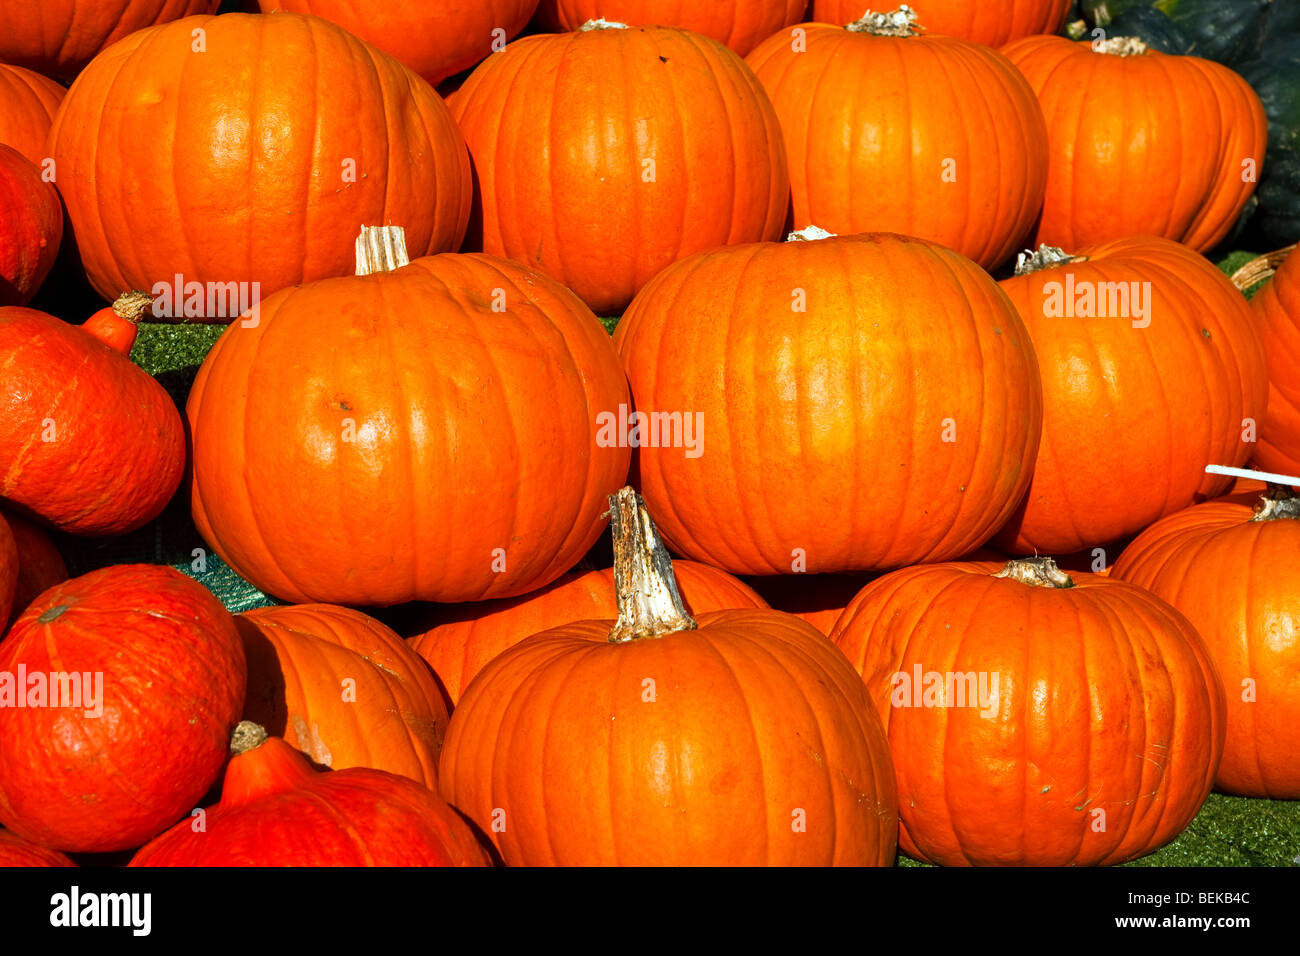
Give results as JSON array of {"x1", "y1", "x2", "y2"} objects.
[
  {"x1": 0, "y1": 565, "x2": 246, "y2": 853},
  {"x1": 439, "y1": 489, "x2": 898, "y2": 866},
  {"x1": 1251, "y1": 251, "x2": 1300, "y2": 477},
  {"x1": 0, "y1": 514, "x2": 15, "y2": 625},
  {"x1": 744, "y1": 572, "x2": 874, "y2": 636},
  {"x1": 0, "y1": 307, "x2": 184, "y2": 536},
  {"x1": 49, "y1": 13, "x2": 471, "y2": 314},
  {"x1": 258, "y1": 0, "x2": 539, "y2": 85},
  {"x1": 0, "y1": 0, "x2": 218, "y2": 78},
  {"x1": 407, "y1": 559, "x2": 767, "y2": 707},
  {"x1": 534, "y1": 0, "x2": 808, "y2": 56},
  {"x1": 0, "y1": 829, "x2": 74, "y2": 867},
  {"x1": 188, "y1": 244, "x2": 631, "y2": 606},
  {"x1": 1, "y1": 510, "x2": 67, "y2": 625},
  {"x1": 814, "y1": 0, "x2": 1070, "y2": 48},
  {"x1": 993, "y1": 237, "x2": 1267, "y2": 555},
  {"x1": 746, "y1": 16, "x2": 1048, "y2": 270},
  {"x1": 1112, "y1": 490, "x2": 1300, "y2": 798},
  {"x1": 830, "y1": 558, "x2": 1226, "y2": 867},
  {"x1": 613, "y1": 231, "x2": 1043, "y2": 575},
  {"x1": 1001, "y1": 35, "x2": 1267, "y2": 253},
  {"x1": 0, "y1": 146, "x2": 61, "y2": 307},
  {"x1": 130, "y1": 726, "x2": 490, "y2": 867},
  {"x1": 0, "y1": 64, "x2": 65, "y2": 166},
  {"x1": 237, "y1": 605, "x2": 448, "y2": 788},
  {"x1": 449, "y1": 21, "x2": 789, "y2": 315}
]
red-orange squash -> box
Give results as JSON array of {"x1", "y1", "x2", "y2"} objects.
[
  {"x1": 1002, "y1": 34, "x2": 1267, "y2": 253},
  {"x1": 0, "y1": 829, "x2": 74, "y2": 867},
  {"x1": 130, "y1": 724, "x2": 490, "y2": 867},
  {"x1": 188, "y1": 227, "x2": 631, "y2": 606},
  {"x1": 1112, "y1": 488, "x2": 1300, "y2": 798},
  {"x1": 2, "y1": 510, "x2": 67, "y2": 625},
  {"x1": 0, "y1": 303, "x2": 184, "y2": 536},
  {"x1": 258, "y1": 0, "x2": 539, "y2": 85},
  {"x1": 613, "y1": 230, "x2": 1043, "y2": 575},
  {"x1": 449, "y1": 20, "x2": 789, "y2": 315},
  {"x1": 830, "y1": 558, "x2": 1226, "y2": 866},
  {"x1": 0, "y1": 565, "x2": 246, "y2": 853},
  {"x1": 0, "y1": 0, "x2": 219, "y2": 78},
  {"x1": 0, "y1": 64, "x2": 65, "y2": 166},
  {"x1": 1250, "y1": 249, "x2": 1300, "y2": 477},
  {"x1": 0, "y1": 514, "x2": 15, "y2": 626},
  {"x1": 813, "y1": 0, "x2": 1070, "y2": 47},
  {"x1": 534, "y1": 0, "x2": 808, "y2": 56},
  {"x1": 994, "y1": 238, "x2": 1267, "y2": 555},
  {"x1": 746, "y1": 10, "x2": 1048, "y2": 270},
  {"x1": 49, "y1": 13, "x2": 470, "y2": 315},
  {"x1": 439, "y1": 488, "x2": 898, "y2": 866},
  {"x1": 0, "y1": 145, "x2": 61, "y2": 307},
  {"x1": 408, "y1": 559, "x2": 767, "y2": 706},
  {"x1": 237, "y1": 604, "x2": 448, "y2": 788}
]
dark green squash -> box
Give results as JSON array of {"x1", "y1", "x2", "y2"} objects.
[
  {"x1": 1152, "y1": 0, "x2": 1272, "y2": 65},
  {"x1": 1106, "y1": 5, "x2": 1191, "y2": 53},
  {"x1": 1239, "y1": 32, "x2": 1300, "y2": 246}
]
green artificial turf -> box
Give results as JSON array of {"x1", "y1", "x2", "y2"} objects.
[{"x1": 62, "y1": 247, "x2": 1293, "y2": 867}]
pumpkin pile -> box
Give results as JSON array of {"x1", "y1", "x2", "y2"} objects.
[{"x1": 0, "y1": 0, "x2": 1296, "y2": 869}]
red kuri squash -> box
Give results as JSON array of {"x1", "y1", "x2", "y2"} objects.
[
  {"x1": 534, "y1": 0, "x2": 808, "y2": 56},
  {"x1": 449, "y1": 20, "x2": 789, "y2": 315},
  {"x1": 439, "y1": 488, "x2": 898, "y2": 866},
  {"x1": 1, "y1": 510, "x2": 68, "y2": 625},
  {"x1": 130, "y1": 723, "x2": 490, "y2": 867},
  {"x1": 830, "y1": 557, "x2": 1225, "y2": 866},
  {"x1": 0, "y1": 829, "x2": 74, "y2": 867},
  {"x1": 0, "y1": 565, "x2": 246, "y2": 853},
  {"x1": 0, "y1": 145, "x2": 61, "y2": 307},
  {"x1": 0, "y1": 514, "x2": 15, "y2": 626}
]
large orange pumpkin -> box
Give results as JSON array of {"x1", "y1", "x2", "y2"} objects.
[
  {"x1": 994, "y1": 238, "x2": 1267, "y2": 555},
  {"x1": 534, "y1": 0, "x2": 808, "y2": 56},
  {"x1": 813, "y1": 0, "x2": 1070, "y2": 47},
  {"x1": 0, "y1": 64, "x2": 65, "y2": 166},
  {"x1": 830, "y1": 557, "x2": 1226, "y2": 866},
  {"x1": 237, "y1": 604, "x2": 449, "y2": 789},
  {"x1": 439, "y1": 488, "x2": 898, "y2": 866},
  {"x1": 613, "y1": 229, "x2": 1043, "y2": 576},
  {"x1": 257, "y1": 0, "x2": 540, "y2": 85},
  {"x1": 1250, "y1": 249, "x2": 1300, "y2": 477},
  {"x1": 49, "y1": 13, "x2": 470, "y2": 316},
  {"x1": 1001, "y1": 34, "x2": 1266, "y2": 254},
  {"x1": 449, "y1": 20, "x2": 789, "y2": 315},
  {"x1": 0, "y1": 0, "x2": 218, "y2": 78},
  {"x1": 1112, "y1": 488, "x2": 1300, "y2": 798},
  {"x1": 407, "y1": 558, "x2": 767, "y2": 707},
  {"x1": 0, "y1": 145, "x2": 61, "y2": 307},
  {"x1": 746, "y1": 8, "x2": 1048, "y2": 270},
  {"x1": 188, "y1": 226, "x2": 630, "y2": 606}
]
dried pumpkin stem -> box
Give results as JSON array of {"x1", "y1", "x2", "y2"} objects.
[
  {"x1": 1229, "y1": 243, "x2": 1295, "y2": 293},
  {"x1": 110, "y1": 290, "x2": 155, "y2": 323},
  {"x1": 580, "y1": 18, "x2": 629, "y2": 31},
  {"x1": 1093, "y1": 36, "x2": 1148, "y2": 56},
  {"x1": 846, "y1": 5, "x2": 921, "y2": 36},
  {"x1": 607, "y1": 487, "x2": 696, "y2": 643},
  {"x1": 230, "y1": 720, "x2": 269, "y2": 756},
  {"x1": 1014, "y1": 244, "x2": 1089, "y2": 276},
  {"x1": 1252, "y1": 485, "x2": 1300, "y2": 522},
  {"x1": 355, "y1": 225, "x2": 410, "y2": 276},
  {"x1": 993, "y1": 557, "x2": 1075, "y2": 588},
  {"x1": 786, "y1": 225, "x2": 837, "y2": 242}
]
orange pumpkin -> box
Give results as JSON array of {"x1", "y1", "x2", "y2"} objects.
[
  {"x1": 237, "y1": 604, "x2": 449, "y2": 789},
  {"x1": 0, "y1": 828, "x2": 74, "y2": 867},
  {"x1": 449, "y1": 20, "x2": 789, "y2": 315},
  {"x1": 408, "y1": 559, "x2": 767, "y2": 706},
  {"x1": 534, "y1": 0, "x2": 808, "y2": 56},
  {"x1": 746, "y1": 9, "x2": 1048, "y2": 270},
  {"x1": 1250, "y1": 249, "x2": 1300, "y2": 477},
  {"x1": 49, "y1": 13, "x2": 470, "y2": 315},
  {"x1": 994, "y1": 238, "x2": 1267, "y2": 555},
  {"x1": 1112, "y1": 488, "x2": 1300, "y2": 798},
  {"x1": 439, "y1": 488, "x2": 898, "y2": 866},
  {"x1": 831, "y1": 557, "x2": 1226, "y2": 866},
  {"x1": 613, "y1": 229, "x2": 1043, "y2": 575},
  {"x1": 0, "y1": 145, "x2": 61, "y2": 307},
  {"x1": 257, "y1": 0, "x2": 540, "y2": 85},
  {"x1": 0, "y1": 0, "x2": 219, "y2": 78},
  {"x1": 814, "y1": 0, "x2": 1070, "y2": 47},
  {"x1": 188, "y1": 227, "x2": 630, "y2": 606},
  {"x1": 1002, "y1": 34, "x2": 1267, "y2": 254},
  {"x1": 0, "y1": 64, "x2": 65, "y2": 166}
]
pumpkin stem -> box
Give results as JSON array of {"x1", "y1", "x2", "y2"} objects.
[
  {"x1": 607, "y1": 487, "x2": 696, "y2": 643},
  {"x1": 1014, "y1": 244, "x2": 1088, "y2": 276},
  {"x1": 1229, "y1": 243, "x2": 1295, "y2": 294},
  {"x1": 355, "y1": 225, "x2": 410, "y2": 276},
  {"x1": 580, "y1": 18, "x2": 629, "y2": 31},
  {"x1": 230, "y1": 720, "x2": 269, "y2": 756},
  {"x1": 1092, "y1": 36, "x2": 1149, "y2": 56},
  {"x1": 993, "y1": 557, "x2": 1075, "y2": 588},
  {"x1": 1251, "y1": 486, "x2": 1300, "y2": 522},
  {"x1": 846, "y1": 5, "x2": 921, "y2": 36},
  {"x1": 82, "y1": 290, "x2": 154, "y2": 355},
  {"x1": 786, "y1": 225, "x2": 838, "y2": 242}
]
